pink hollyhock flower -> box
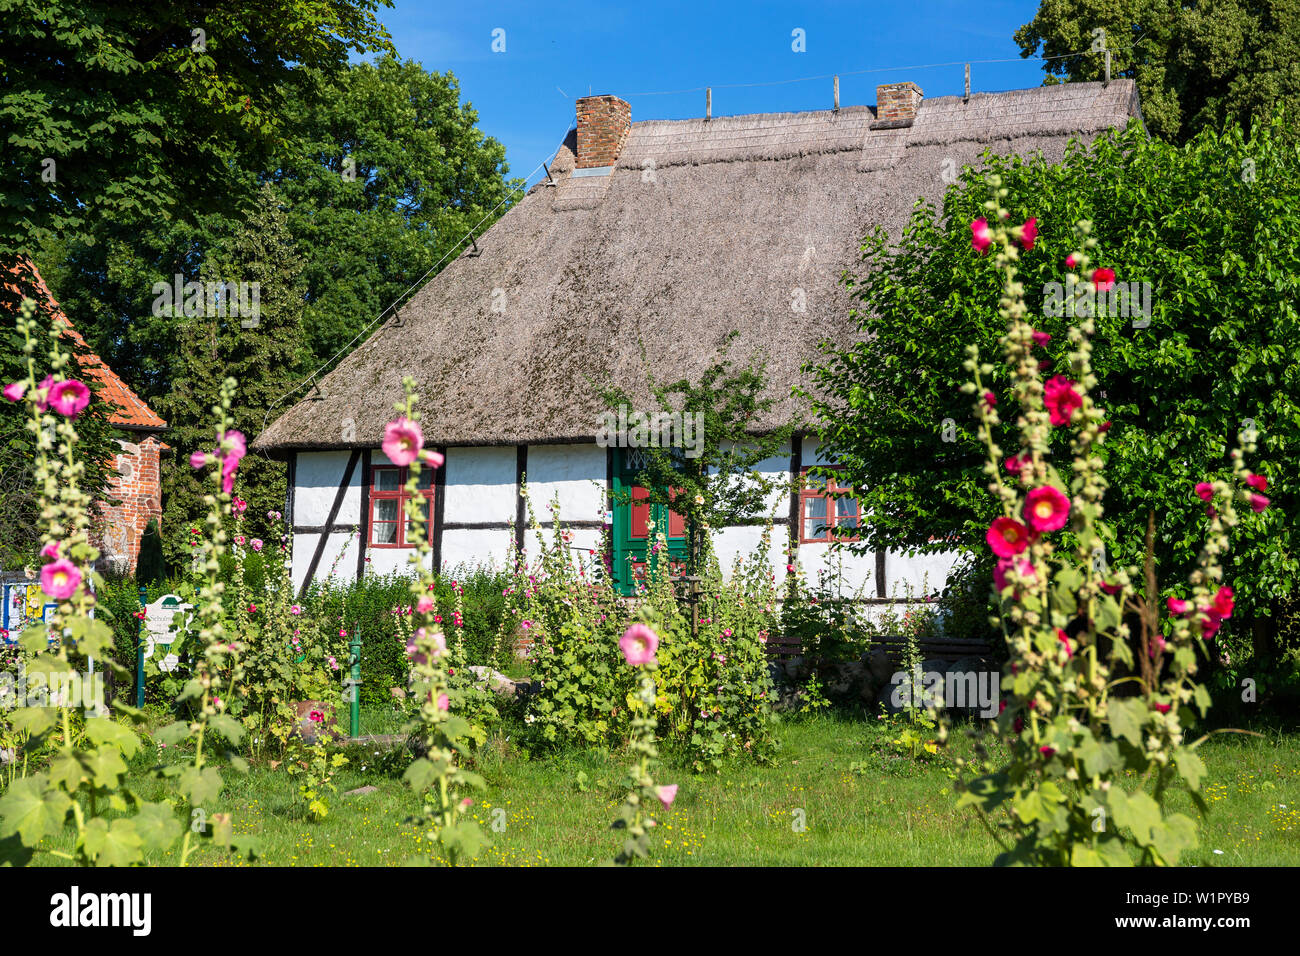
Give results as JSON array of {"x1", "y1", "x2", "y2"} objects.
[
  {"x1": 521, "y1": 620, "x2": 533, "y2": 630},
  {"x1": 987, "y1": 516, "x2": 1030, "y2": 557},
  {"x1": 1032, "y1": 330, "x2": 1052, "y2": 347},
  {"x1": 1098, "y1": 420, "x2": 1112, "y2": 433},
  {"x1": 460, "y1": 797, "x2": 474, "y2": 809},
  {"x1": 248, "y1": 604, "x2": 257, "y2": 614},
  {"x1": 1099, "y1": 581, "x2": 1121, "y2": 596},
  {"x1": 1211, "y1": 586, "x2": 1234, "y2": 619},
  {"x1": 1016, "y1": 217, "x2": 1038, "y2": 250},
  {"x1": 1201, "y1": 615, "x2": 1222, "y2": 639},
  {"x1": 40, "y1": 557, "x2": 81, "y2": 599},
  {"x1": 416, "y1": 595, "x2": 435, "y2": 614},
  {"x1": 382, "y1": 417, "x2": 423, "y2": 466},
  {"x1": 308, "y1": 710, "x2": 324, "y2": 723},
  {"x1": 1250, "y1": 493, "x2": 1270, "y2": 512},
  {"x1": 290, "y1": 605, "x2": 302, "y2": 615},
  {"x1": 1013, "y1": 715, "x2": 1024, "y2": 733},
  {"x1": 1091, "y1": 267, "x2": 1116, "y2": 292},
  {"x1": 1153, "y1": 702, "x2": 1171, "y2": 714},
  {"x1": 235, "y1": 535, "x2": 245, "y2": 545},
  {"x1": 1149, "y1": 635, "x2": 1167, "y2": 658},
  {"x1": 190, "y1": 450, "x2": 209, "y2": 469},
  {"x1": 40, "y1": 541, "x2": 60, "y2": 560},
  {"x1": 1039, "y1": 745, "x2": 1056, "y2": 757},
  {"x1": 1167, "y1": 597, "x2": 1190, "y2": 615},
  {"x1": 1043, "y1": 376, "x2": 1083, "y2": 426},
  {"x1": 339, "y1": 628, "x2": 348, "y2": 638},
  {"x1": 1195, "y1": 482, "x2": 1214, "y2": 501},
  {"x1": 1004, "y1": 454, "x2": 1028, "y2": 476},
  {"x1": 3, "y1": 381, "x2": 26, "y2": 402},
  {"x1": 437, "y1": 694, "x2": 449, "y2": 711},
  {"x1": 982, "y1": 391, "x2": 997, "y2": 409},
  {"x1": 250, "y1": 538, "x2": 263, "y2": 552},
  {"x1": 1024, "y1": 486, "x2": 1070, "y2": 533},
  {"x1": 1056, "y1": 628, "x2": 1074, "y2": 658},
  {"x1": 620, "y1": 623, "x2": 660, "y2": 666},
  {"x1": 970, "y1": 218, "x2": 992, "y2": 254},
  {"x1": 48, "y1": 379, "x2": 90, "y2": 418},
  {"x1": 655, "y1": 784, "x2": 678, "y2": 809},
  {"x1": 1245, "y1": 473, "x2": 1267, "y2": 491},
  {"x1": 419, "y1": 449, "x2": 445, "y2": 468},
  {"x1": 328, "y1": 656, "x2": 338, "y2": 671},
  {"x1": 1065, "y1": 253, "x2": 1079, "y2": 268},
  {"x1": 994, "y1": 556, "x2": 1036, "y2": 593},
  {"x1": 221, "y1": 430, "x2": 247, "y2": 459},
  {"x1": 34, "y1": 375, "x2": 53, "y2": 411}
]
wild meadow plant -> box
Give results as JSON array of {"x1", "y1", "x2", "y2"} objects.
[
  {"x1": 954, "y1": 176, "x2": 1267, "y2": 865},
  {"x1": 0, "y1": 298, "x2": 255, "y2": 863}
]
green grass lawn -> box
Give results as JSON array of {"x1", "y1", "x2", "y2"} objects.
[{"x1": 24, "y1": 707, "x2": 1300, "y2": 866}]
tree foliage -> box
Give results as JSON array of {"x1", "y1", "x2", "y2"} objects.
[
  {"x1": 0, "y1": 0, "x2": 394, "y2": 256},
  {"x1": 807, "y1": 117, "x2": 1298, "y2": 657},
  {"x1": 1015, "y1": 0, "x2": 1300, "y2": 143}
]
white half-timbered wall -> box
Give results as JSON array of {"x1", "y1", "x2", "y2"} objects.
[{"x1": 288, "y1": 440, "x2": 963, "y2": 614}]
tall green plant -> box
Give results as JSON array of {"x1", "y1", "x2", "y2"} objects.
[{"x1": 953, "y1": 177, "x2": 1266, "y2": 865}]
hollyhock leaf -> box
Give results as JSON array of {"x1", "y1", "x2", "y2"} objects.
[
  {"x1": 1096, "y1": 836, "x2": 1134, "y2": 867},
  {"x1": 1070, "y1": 844, "x2": 1105, "y2": 867},
  {"x1": 84, "y1": 747, "x2": 129, "y2": 789},
  {"x1": 81, "y1": 817, "x2": 143, "y2": 867},
  {"x1": 177, "y1": 765, "x2": 223, "y2": 807},
  {"x1": 1175, "y1": 748, "x2": 1206, "y2": 790},
  {"x1": 208, "y1": 714, "x2": 244, "y2": 744},
  {"x1": 19, "y1": 625, "x2": 49, "y2": 654},
  {"x1": 1193, "y1": 684, "x2": 1213, "y2": 715},
  {"x1": 156, "y1": 721, "x2": 190, "y2": 746},
  {"x1": 439, "y1": 820, "x2": 489, "y2": 861},
  {"x1": 85, "y1": 717, "x2": 141, "y2": 759},
  {"x1": 403, "y1": 758, "x2": 438, "y2": 793},
  {"x1": 1013, "y1": 789, "x2": 1048, "y2": 823},
  {"x1": 1077, "y1": 736, "x2": 1121, "y2": 777},
  {"x1": 9, "y1": 706, "x2": 56, "y2": 737},
  {"x1": 1108, "y1": 789, "x2": 1161, "y2": 846},
  {"x1": 0, "y1": 777, "x2": 72, "y2": 845},
  {"x1": 1108, "y1": 698, "x2": 1146, "y2": 748},
  {"x1": 1096, "y1": 594, "x2": 1122, "y2": 632},
  {"x1": 134, "y1": 801, "x2": 183, "y2": 853}
]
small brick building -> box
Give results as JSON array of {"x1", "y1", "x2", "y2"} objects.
[{"x1": 7, "y1": 260, "x2": 167, "y2": 573}]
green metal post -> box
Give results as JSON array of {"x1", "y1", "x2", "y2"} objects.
[
  {"x1": 136, "y1": 586, "x2": 146, "y2": 708},
  {"x1": 349, "y1": 629, "x2": 361, "y2": 739}
]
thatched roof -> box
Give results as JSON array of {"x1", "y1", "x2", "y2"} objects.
[{"x1": 255, "y1": 80, "x2": 1141, "y2": 451}]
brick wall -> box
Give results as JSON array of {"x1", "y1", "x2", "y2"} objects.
[
  {"x1": 575, "y1": 95, "x2": 631, "y2": 168},
  {"x1": 876, "y1": 82, "x2": 924, "y2": 121},
  {"x1": 96, "y1": 435, "x2": 162, "y2": 573}
]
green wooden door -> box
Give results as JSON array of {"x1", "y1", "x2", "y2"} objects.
[{"x1": 611, "y1": 448, "x2": 689, "y2": 595}]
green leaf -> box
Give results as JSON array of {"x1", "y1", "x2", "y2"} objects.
[
  {"x1": 177, "y1": 765, "x2": 223, "y2": 807},
  {"x1": 84, "y1": 747, "x2": 129, "y2": 788},
  {"x1": 1175, "y1": 747, "x2": 1206, "y2": 790},
  {"x1": 81, "y1": 817, "x2": 144, "y2": 867},
  {"x1": 1107, "y1": 698, "x2": 1146, "y2": 748},
  {"x1": 403, "y1": 758, "x2": 437, "y2": 794},
  {"x1": 9, "y1": 706, "x2": 56, "y2": 737},
  {"x1": 439, "y1": 820, "x2": 489, "y2": 861},
  {"x1": 133, "y1": 801, "x2": 182, "y2": 853},
  {"x1": 85, "y1": 717, "x2": 141, "y2": 759},
  {"x1": 1071, "y1": 844, "x2": 1104, "y2": 867},
  {"x1": 0, "y1": 777, "x2": 72, "y2": 845},
  {"x1": 207, "y1": 714, "x2": 244, "y2": 745},
  {"x1": 154, "y1": 721, "x2": 190, "y2": 746}
]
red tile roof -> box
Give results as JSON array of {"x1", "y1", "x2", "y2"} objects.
[{"x1": 4, "y1": 257, "x2": 166, "y2": 430}]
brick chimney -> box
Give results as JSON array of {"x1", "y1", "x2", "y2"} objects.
[
  {"x1": 876, "y1": 82, "x2": 923, "y2": 123},
  {"x1": 575, "y1": 95, "x2": 631, "y2": 169}
]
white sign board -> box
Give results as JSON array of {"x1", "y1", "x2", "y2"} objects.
[{"x1": 143, "y1": 594, "x2": 192, "y2": 673}]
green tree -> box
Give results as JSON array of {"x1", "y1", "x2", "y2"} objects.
[
  {"x1": 0, "y1": 0, "x2": 393, "y2": 257},
  {"x1": 601, "y1": 335, "x2": 797, "y2": 570},
  {"x1": 1015, "y1": 0, "x2": 1300, "y2": 143},
  {"x1": 806, "y1": 116, "x2": 1298, "y2": 666},
  {"x1": 160, "y1": 185, "x2": 305, "y2": 565}
]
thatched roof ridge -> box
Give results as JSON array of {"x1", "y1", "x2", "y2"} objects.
[{"x1": 255, "y1": 80, "x2": 1140, "y2": 452}]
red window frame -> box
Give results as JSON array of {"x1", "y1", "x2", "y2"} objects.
[
  {"x1": 368, "y1": 465, "x2": 434, "y2": 548},
  {"x1": 798, "y1": 467, "x2": 862, "y2": 544}
]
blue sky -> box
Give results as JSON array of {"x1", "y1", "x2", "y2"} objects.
[{"x1": 378, "y1": 1, "x2": 1056, "y2": 186}]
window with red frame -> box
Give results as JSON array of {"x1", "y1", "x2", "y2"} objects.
[
  {"x1": 368, "y1": 466, "x2": 433, "y2": 547},
  {"x1": 798, "y1": 467, "x2": 862, "y2": 543}
]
